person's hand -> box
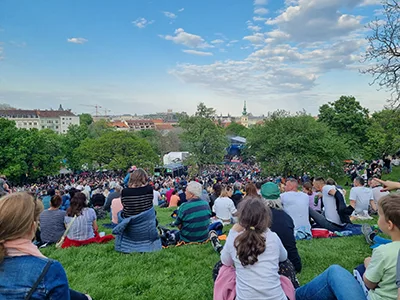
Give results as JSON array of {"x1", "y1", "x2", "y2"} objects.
[
  {"x1": 364, "y1": 257, "x2": 371, "y2": 268},
  {"x1": 372, "y1": 178, "x2": 400, "y2": 191}
]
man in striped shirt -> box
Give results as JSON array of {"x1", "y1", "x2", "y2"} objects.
[{"x1": 174, "y1": 181, "x2": 211, "y2": 243}]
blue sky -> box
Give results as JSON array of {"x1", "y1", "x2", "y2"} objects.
[{"x1": 0, "y1": 0, "x2": 387, "y2": 116}]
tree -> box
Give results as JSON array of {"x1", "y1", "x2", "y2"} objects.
[
  {"x1": 74, "y1": 131, "x2": 159, "y2": 170},
  {"x1": 247, "y1": 113, "x2": 350, "y2": 177},
  {"x1": 365, "y1": 109, "x2": 400, "y2": 159},
  {"x1": 0, "y1": 103, "x2": 15, "y2": 110},
  {"x1": 225, "y1": 122, "x2": 249, "y2": 137},
  {"x1": 195, "y1": 102, "x2": 216, "y2": 119},
  {"x1": 179, "y1": 115, "x2": 228, "y2": 172},
  {"x1": 87, "y1": 119, "x2": 114, "y2": 139},
  {"x1": 79, "y1": 113, "x2": 93, "y2": 126},
  {"x1": 362, "y1": 0, "x2": 400, "y2": 108},
  {"x1": 318, "y1": 96, "x2": 370, "y2": 151},
  {"x1": 136, "y1": 130, "x2": 162, "y2": 154}
]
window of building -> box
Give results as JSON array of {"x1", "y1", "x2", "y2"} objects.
[
  {"x1": 29, "y1": 123, "x2": 32, "y2": 126},
  {"x1": 42, "y1": 126, "x2": 45, "y2": 129},
  {"x1": 23, "y1": 122, "x2": 27, "y2": 126},
  {"x1": 56, "y1": 126, "x2": 58, "y2": 129},
  {"x1": 62, "y1": 122, "x2": 65, "y2": 124}
]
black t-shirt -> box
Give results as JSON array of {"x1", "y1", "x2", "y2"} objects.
[
  {"x1": 270, "y1": 208, "x2": 302, "y2": 273},
  {"x1": 121, "y1": 185, "x2": 154, "y2": 218},
  {"x1": 91, "y1": 194, "x2": 106, "y2": 207}
]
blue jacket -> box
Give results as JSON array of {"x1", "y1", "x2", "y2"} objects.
[
  {"x1": 112, "y1": 207, "x2": 162, "y2": 253},
  {"x1": 0, "y1": 256, "x2": 70, "y2": 299}
]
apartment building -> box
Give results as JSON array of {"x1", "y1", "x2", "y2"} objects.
[{"x1": 0, "y1": 107, "x2": 80, "y2": 134}]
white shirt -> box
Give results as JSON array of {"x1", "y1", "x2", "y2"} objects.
[
  {"x1": 280, "y1": 191, "x2": 311, "y2": 233},
  {"x1": 350, "y1": 186, "x2": 374, "y2": 214},
  {"x1": 153, "y1": 190, "x2": 161, "y2": 206},
  {"x1": 371, "y1": 186, "x2": 389, "y2": 205},
  {"x1": 221, "y1": 229, "x2": 287, "y2": 300},
  {"x1": 322, "y1": 185, "x2": 345, "y2": 226},
  {"x1": 212, "y1": 197, "x2": 237, "y2": 224}
]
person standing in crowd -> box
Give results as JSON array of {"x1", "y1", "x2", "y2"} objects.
[
  {"x1": 0, "y1": 192, "x2": 91, "y2": 299},
  {"x1": 261, "y1": 182, "x2": 302, "y2": 273},
  {"x1": 39, "y1": 195, "x2": 66, "y2": 245},
  {"x1": 310, "y1": 177, "x2": 347, "y2": 231},
  {"x1": 121, "y1": 169, "x2": 153, "y2": 218},
  {"x1": 350, "y1": 177, "x2": 377, "y2": 216},
  {"x1": 173, "y1": 181, "x2": 211, "y2": 243},
  {"x1": 280, "y1": 178, "x2": 311, "y2": 240}
]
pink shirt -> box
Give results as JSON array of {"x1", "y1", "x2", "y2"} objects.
[{"x1": 111, "y1": 197, "x2": 123, "y2": 224}]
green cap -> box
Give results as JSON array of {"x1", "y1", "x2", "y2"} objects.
[{"x1": 261, "y1": 182, "x2": 280, "y2": 200}]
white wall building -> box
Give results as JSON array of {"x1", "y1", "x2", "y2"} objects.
[{"x1": 0, "y1": 107, "x2": 80, "y2": 134}]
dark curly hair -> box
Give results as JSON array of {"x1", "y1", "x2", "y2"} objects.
[{"x1": 234, "y1": 196, "x2": 271, "y2": 266}]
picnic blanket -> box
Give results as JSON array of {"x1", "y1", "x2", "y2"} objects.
[{"x1": 312, "y1": 223, "x2": 362, "y2": 239}]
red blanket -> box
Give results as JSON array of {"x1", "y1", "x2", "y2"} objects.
[{"x1": 62, "y1": 232, "x2": 114, "y2": 248}]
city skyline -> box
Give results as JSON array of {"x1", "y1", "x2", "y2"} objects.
[{"x1": 0, "y1": 0, "x2": 389, "y2": 116}]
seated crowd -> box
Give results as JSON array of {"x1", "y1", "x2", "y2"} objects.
[{"x1": 1, "y1": 166, "x2": 400, "y2": 300}]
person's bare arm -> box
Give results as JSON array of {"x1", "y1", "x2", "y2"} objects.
[
  {"x1": 373, "y1": 178, "x2": 400, "y2": 191},
  {"x1": 92, "y1": 220, "x2": 98, "y2": 232},
  {"x1": 328, "y1": 189, "x2": 336, "y2": 196},
  {"x1": 370, "y1": 199, "x2": 377, "y2": 212},
  {"x1": 350, "y1": 200, "x2": 356, "y2": 208}
]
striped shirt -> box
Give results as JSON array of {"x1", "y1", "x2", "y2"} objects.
[
  {"x1": 175, "y1": 198, "x2": 211, "y2": 243},
  {"x1": 39, "y1": 209, "x2": 66, "y2": 243},
  {"x1": 65, "y1": 208, "x2": 96, "y2": 241},
  {"x1": 121, "y1": 185, "x2": 154, "y2": 218}
]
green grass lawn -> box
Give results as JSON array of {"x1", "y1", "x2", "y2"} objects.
[{"x1": 41, "y1": 168, "x2": 400, "y2": 300}]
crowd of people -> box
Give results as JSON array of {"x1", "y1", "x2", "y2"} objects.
[{"x1": 0, "y1": 162, "x2": 400, "y2": 299}]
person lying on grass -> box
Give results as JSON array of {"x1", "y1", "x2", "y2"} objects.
[
  {"x1": 295, "y1": 193, "x2": 400, "y2": 300},
  {"x1": 0, "y1": 192, "x2": 91, "y2": 300}
]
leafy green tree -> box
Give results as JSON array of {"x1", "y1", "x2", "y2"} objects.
[
  {"x1": 318, "y1": 96, "x2": 370, "y2": 151},
  {"x1": 195, "y1": 102, "x2": 216, "y2": 119},
  {"x1": 74, "y1": 131, "x2": 159, "y2": 170},
  {"x1": 87, "y1": 119, "x2": 114, "y2": 139},
  {"x1": 247, "y1": 113, "x2": 350, "y2": 177},
  {"x1": 365, "y1": 109, "x2": 400, "y2": 159},
  {"x1": 225, "y1": 122, "x2": 248, "y2": 137},
  {"x1": 180, "y1": 115, "x2": 228, "y2": 172},
  {"x1": 136, "y1": 130, "x2": 162, "y2": 154},
  {"x1": 79, "y1": 113, "x2": 94, "y2": 126}
]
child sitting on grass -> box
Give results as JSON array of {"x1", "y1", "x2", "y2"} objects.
[
  {"x1": 296, "y1": 193, "x2": 400, "y2": 300},
  {"x1": 216, "y1": 197, "x2": 293, "y2": 300}
]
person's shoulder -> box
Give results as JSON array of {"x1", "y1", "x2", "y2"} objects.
[{"x1": 375, "y1": 241, "x2": 400, "y2": 256}]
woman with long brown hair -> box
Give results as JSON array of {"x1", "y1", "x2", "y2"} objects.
[
  {"x1": 0, "y1": 192, "x2": 90, "y2": 299},
  {"x1": 219, "y1": 197, "x2": 288, "y2": 300},
  {"x1": 121, "y1": 168, "x2": 154, "y2": 218}
]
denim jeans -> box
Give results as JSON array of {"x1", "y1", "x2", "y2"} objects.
[
  {"x1": 70, "y1": 289, "x2": 88, "y2": 300},
  {"x1": 295, "y1": 265, "x2": 366, "y2": 300},
  {"x1": 371, "y1": 236, "x2": 391, "y2": 249},
  {"x1": 309, "y1": 208, "x2": 345, "y2": 232}
]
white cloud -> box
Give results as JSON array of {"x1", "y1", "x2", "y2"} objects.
[
  {"x1": 254, "y1": 7, "x2": 269, "y2": 15},
  {"x1": 243, "y1": 33, "x2": 265, "y2": 45},
  {"x1": 360, "y1": 0, "x2": 381, "y2": 6},
  {"x1": 265, "y1": 0, "x2": 364, "y2": 43},
  {"x1": 254, "y1": 0, "x2": 268, "y2": 4},
  {"x1": 226, "y1": 40, "x2": 239, "y2": 47},
  {"x1": 211, "y1": 39, "x2": 224, "y2": 44},
  {"x1": 178, "y1": 8, "x2": 185, "y2": 12},
  {"x1": 132, "y1": 18, "x2": 154, "y2": 28},
  {"x1": 253, "y1": 16, "x2": 268, "y2": 22},
  {"x1": 248, "y1": 25, "x2": 262, "y2": 32},
  {"x1": 163, "y1": 11, "x2": 177, "y2": 19},
  {"x1": 182, "y1": 49, "x2": 213, "y2": 56},
  {"x1": 161, "y1": 28, "x2": 213, "y2": 48},
  {"x1": 67, "y1": 37, "x2": 88, "y2": 44}
]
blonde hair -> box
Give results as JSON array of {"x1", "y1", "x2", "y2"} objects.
[
  {"x1": 0, "y1": 193, "x2": 41, "y2": 263},
  {"x1": 128, "y1": 168, "x2": 148, "y2": 188},
  {"x1": 220, "y1": 186, "x2": 232, "y2": 198}
]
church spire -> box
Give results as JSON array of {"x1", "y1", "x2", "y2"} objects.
[{"x1": 242, "y1": 101, "x2": 247, "y2": 116}]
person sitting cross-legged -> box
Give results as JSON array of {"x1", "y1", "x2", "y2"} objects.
[{"x1": 173, "y1": 181, "x2": 211, "y2": 243}]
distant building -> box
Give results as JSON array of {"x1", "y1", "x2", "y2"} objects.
[
  {"x1": 109, "y1": 120, "x2": 130, "y2": 131},
  {"x1": 0, "y1": 105, "x2": 80, "y2": 134},
  {"x1": 240, "y1": 101, "x2": 249, "y2": 128},
  {"x1": 126, "y1": 119, "x2": 155, "y2": 131}
]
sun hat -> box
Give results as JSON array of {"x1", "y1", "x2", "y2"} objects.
[{"x1": 261, "y1": 182, "x2": 280, "y2": 200}]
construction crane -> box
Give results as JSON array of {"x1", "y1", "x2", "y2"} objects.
[
  {"x1": 103, "y1": 108, "x2": 111, "y2": 116},
  {"x1": 80, "y1": 104, "x2": 102, "y2": 117}
]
